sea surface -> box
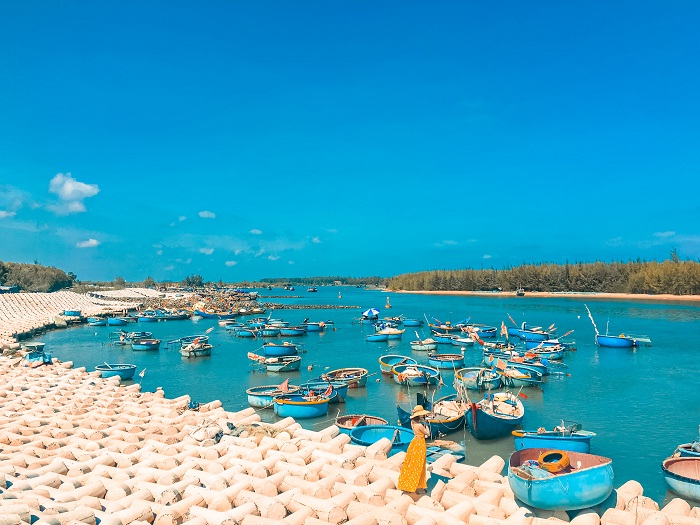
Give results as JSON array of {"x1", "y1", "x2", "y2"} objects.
[{"x1": 35, "y1": 287, "x2": 700, "y2": 505}]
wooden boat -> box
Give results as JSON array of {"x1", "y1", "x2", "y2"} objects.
[
  {"x1": 262, "y1": 355, "x2": 302, "y2": 372},
  {"x1": 376, "y1": 327, "x2": 404, "y2": 340},
  {"x1": 508, "y1": 449, "x2": 614, "y2": 510},
  {"x1": 674, "y1": 441, "x2": 700, "y2": 458},
  {"x1": 427, "y1": 353, "x2": 465, "y2": 370},
  {"x1": 366, "y1": 333, "x2": 389, "y2": 342},
  {"x1": 410, "y1": 338, "x2": 437, "y2": 352},
  {"x1": 260, "y1": 327, "x2": 281, "y2": 337},
  {"x1": 301, "y1": 321, "x2": 326, "y2": 332},
  {"x1": 111, "y1": 331, "x2": 154, "y2": 346},
  {"x1": 235, "y1": 328, "x2": 259, "y2": 338},
  {"x1": 466, "y1": 391, "x2": 524, "y2": 440},
  {"x1": 428, "y1": 322, "x2": 462, "y2": 334},
  {"x1": 455, "y1": 367, "x2": 502, "y2": 391},
  {"x1": 336, "y1": 414, "x2": 389, "y2": 435},
  {"x1": 273, "y1": 394, "x2": 330, "y2": 418},
  {"x1": 87, "y1": 317, "x2": 107, "y2": 326},
  {"x1": 378, "y1": 354, "x2": 417, "y2": 375},
  {"x1": 194, "y1": 309, "x2": 238, "y2": 320},
  {"x1": 348, "y1": 424, "x2": 414, "y2": 456},
  {"x1": 402, "y1": 319, "x2": 424, "y2": 327},
  {"x1": 662, "y1": 457, "x2": 700, "y2": 501},
  {"x1": 525, "y1": 338, "x2": 573, "y2": 351},
  {"x1": 463, "y1": 324, "x2": 498, "y2": 338},
  {"x1": 512, "y1": 422, "x2": 596, "y2": 453},
  {"x1": 483, "y1": 353, "x2": 550, "y2": 378},
  {"x1": 262, "y1": 342, "x2": 298, "y2": 357},
  {"x1": 322, "y1": 368, "x2": 369, "y2": 388},
  {"x1": 246, "y1": 384, "x2": 300, "y2": 408},
  {"x1": 451, "y1": 335, "x2": 475, "y2": 347},
  {"x1": 299, "y1": 381, "x2": 348, "y2": 404},
  {"x1": 279, "y1": 327, "x2": 307, "y2": 337},
  {"x1": 431, "y1": 332, "x2": 457, "y2": 344},
  {"x1": 180, "y1": 343, "x2": 213, "y2": 358},
  {"x1": 496, "y1": 367, "x2": 543, "y2": 388},
  {"x1": 397, "y1": 393, "x2": 467, "y2": 438},
  {"x1": 95, "y1": 363, "x2": 137, "y2": 379},
  {"x1": 174, "y1": 335, "x2": 209, "y2": 348},
  {"x1": 107, "y1": 317, "x2": 129, "y2": 326},
  {"x1": 596, "y1": 333, "x2": 640, "y2": 348},
  {"x1": 131, "y1": 338, "x2": 161, "y2": 351},
  {"x1": 64, "y1": 309, "x2": 81, "y2": 317},
  {"x1": 391, "y1": 364, "x2": 441, "y2": 386},
  {"x1": 518, "y1": 328, "x2": 552, "y2": 342}
]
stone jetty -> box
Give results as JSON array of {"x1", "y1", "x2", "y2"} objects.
[{"x1": 2, "y1": 357, "x2": 699, "y2": 525}]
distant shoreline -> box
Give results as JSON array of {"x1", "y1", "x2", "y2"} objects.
[{"x1": 395, "y1": 290, "x2": 700, "y2": 304}]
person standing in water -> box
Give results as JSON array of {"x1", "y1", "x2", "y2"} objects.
[{"x1": 398, "y1": 405, "x2": 431, "y2": 494}]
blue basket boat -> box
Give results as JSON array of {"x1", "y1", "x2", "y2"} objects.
[
  {"x1": 378, "y1": 354, "x2": 417, "y2": 375},
  {"x1": 107, "y1": 317, "x2": 129, "y2": 326},
  {"x1": 273, "y1": 394, "x2": 330, "y2": 418},
  {"x1": 131, "y1": 338, "x2": 161, "y2": 351},
  {"x1": 261, "y1": 327, "x2": 281, "y2": 337},
  {"x1": 246, "y1": 384, "x2": 300, "y2": 408},
  {"x1": 430, "y1": 332, "x2": 456, "y2": 344},
  {"x1": 87, "y1": 317, "x2": 107, "y2": 326},
  {"x1": 263, "y1": 355, "x2": 302, "y2": 372},
  {"x1": 280, "y1": 327, "x2": 307, "y2": 337},
  {"x1": 674, "y1": 439, "x2": 700, "y2": 458},
  {"x1": 262, "y1": 342, "x2": 298, "y2": 357},
  {"x1": 321, "y1": 368, "x2": 369, "y2": 388},
  {"x1": 301, "y1": 322, "x2": 326, "y2": 332},
  {"x1": 596, "y1": 333, "x2": 643, "y2": 348},
  {"x1": 336, "y1": 414, "x2": 389, "y2": 435},
  {"x1": 512, "y1": 422, "x2": 596, "y2": 453},
  {"x1": 454, "y1": 367, "x2": 502, "y2": 391},
  {"x1": 299, "y1": 380, "x2": 348, "y2": 404},
  {"x1": 662, "y1": 457, "x2": 700, "y2": 502},
  {"x1": 466, "y1": 391, "x2": 525, "y2": 440},
  {"x1": 392, "y1": 364, "x2": 441, "y2": 386},
  {"x1": 366, "y1": 333, "x2": 389, "y2": 342},
  {"x1": 402, "y1": 319, "x2": 424, "y2": 327},
  {"x1": 508, "y1": 448, "x2": 614, "y2": 511},
  {"x1": 349, "y1": 424, "x2": 414, "y2": 455},
  {"x1": 95, "y1": 363, "x2": 137, "y2": 380},
  {"x1": 397, "y1": 393, "x2": 467, "y2": 438},
  {"x1": 194, "y1": 309, "x2": 238, "y2": 320},
  {"x1": 427, "y1": 352, "x2": 465, "y2": 370}
]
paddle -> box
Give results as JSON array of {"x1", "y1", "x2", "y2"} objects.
[
  {"x1": 104, "y1": 362, "x2": 113, "y2": 369},
  {"x1": 516, "y1": 385, "x2": 527, "y2": 399}
]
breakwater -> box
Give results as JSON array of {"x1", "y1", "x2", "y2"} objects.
[{"x1": 1, "y1": 355, "x2": 699, "y2": 525}]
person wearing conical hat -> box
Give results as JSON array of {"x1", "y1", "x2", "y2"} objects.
[{"x1": 398, "y1": 405, "x2": 431, "y2": 494}]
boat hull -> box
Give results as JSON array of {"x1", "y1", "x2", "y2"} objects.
[
  {"x1": 131, "y1": 339, "x2": 161, "y2": 351},
  {"x1": 279, "y1": 328, "x2": 307, "y2": 336},
  {"x1": 410, "y1": 341, "x2": 437, "y2": 352},
  {"x1": 262, "y1": 344, "x2": 298, "y2": 357},
  {"x1": 336, "y1": 414, "x2": 389, "y2": 435},
  {"x1": 662, "y1": 457, "x2": 700, "y2": 501},
  {"x1": 427, "y1": 353, "x2": 465, "y2": 369},
  {"x1": 349, "y1": 424, "x2": 414, "y2": 455},
  {"x1": 455, "y1": 367, "x2": 502, "y2": 390},
  {"x1": 513, "y1": 431, "x2": 594, "y2": 453},
  {"x1": 273, "y1": 395, "x2": 330, "y2": 418},
  {"x1": 323, "y1": 368, "x2": 369, "y2": 388},
  {"x1": 107, "y1": 318, "x2": 128, "y2": 326},
  {"x1": 392, "y1": 364, "x2": 441, "y2": 386},
  {"x1": 366, "y1": 333, "x2": 389, "y2": 342},
  {"x1": 402, "y1": 319, "x2": 423, "y2": 327},
  {"x1": 596, "y1": 334, "x2": 637, "y2": 348},
  {"x1": 265, "y1": 356, "x2": 302, "y2": 372},
  {"x1": 87, "y1": 318, "x2": 107, "y2": 326},
  {"x1": 508, "y1": 449, "x2": 614, "y2": 511},
  {"x1": 95, "y1": 364, "x2": 137, "y2": 380},
  {"x1": 246, "y1": 385, "x2": 300, "y2": 408},
  {"x1": 466, "y1": 393, "x2": 524, "y2": 440},
  {"x1": 379, "y1": 355, "x2": 417, "y2": 375}
]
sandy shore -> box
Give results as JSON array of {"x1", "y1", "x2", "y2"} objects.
[{"x1": 397, "y1": 290, "x2": 700, "y2": 304}]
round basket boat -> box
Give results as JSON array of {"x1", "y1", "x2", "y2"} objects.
[
  {"x1": 95, "y1": 363, "x2": 137, "y2": 380},
  {"x1": 336, "y1": 414, "x2": 389, "y2": 434},
  {"x1": 349, "y1": 424, "x2": 414, "y2": 455}
]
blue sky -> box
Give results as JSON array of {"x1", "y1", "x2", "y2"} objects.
[{"x1": 1, "y1": 2, "x2": 699, "y2": 282}]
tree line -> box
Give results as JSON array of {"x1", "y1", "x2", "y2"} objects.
[
  {"x1": 387, "y1": 257, "x2": 700, "y2": 296},
  {"x1": 0, "y1": 261, "x2": 76, "y2": 293}
]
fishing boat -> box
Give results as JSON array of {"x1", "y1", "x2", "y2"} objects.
[
  {"x1": 391, "y1": 364, "x2": 441, "y2": 386},
  {"x1": 95, "y1": 363, "x2": 137, "y2": 380},
  {"x1": 224, "y1": 322, "x2": 245, "y2": 331},
  {"x1": 246, "y1": 384, "x2": 300, "y2": 408},
  {"x1": 585, "y1": 304, "x2": 651, "y2": 348},
  {"x1": 662, "y1": 457, "x2": 700, "y2": 501},
  {"x1": 397, "y1": 393, "x2": 467, "y2": 438},
  {"x1": 107, "y1": 317, "x2": 129, "y2": 326},
  {"x1": 508, "y1": 449, "x2": 614, "y2": 510},
  {"x1": 260, "y1": 327, "x2": 281, "y2": 337},
  {"x1": 454, "y1": 367, "x2": 502, "y2": 391},
  {"x1": 427, "y1": 352, "x2": 465, "y2": 370},
  {"x1": 378, "y1": 354, "x2": 417, "y2": 375},
  {"x1": 273, "y1": 393, "x2": 330, "y2": 418},
  {"x1": 466, "y1": 391, "x2": 525, "y2": 440},
  {"x1": 336, "y1": 414, "x2": 389, "y2": 435},
  {"x1": 462, "y1": 324, "x2": 498, "y2": 339},
  {"x1": 235, "y1": 328, "x2": 259, "y2": 338},
  {"x1": 262, "y1": 342, "x2": 299, "y2": 357},
  {"x1": 261, "y1": 355, "x2": 302, "y2": 373},
  {"x1": 131, "y1": 338, "x2": 161, "y2": 351},
  {"x1": 428, "y1": 322, "x2": 462, "y2": 334},
  {"x1": 322, "y1": 368, "x2": 369, "y2": 388},
  {"x1": 87, "y1": 317, "x2": 107, "y2": 326},
  {"x1": 307, "y1": 286, "x2": 318, "y2": 292},
  {"x1": 376, "y1": 327, "x2": 404, "y2": 340},
  {"x1": 299, "y1": 381, "x2": 348, "y2": 404},
  {"x1": 524, "y1": 338, "x2": 573, "y2": 351},
  {"x1": 402, "y1": 319, "x2": 424, "y2": 327},
  {"x1": 137, "y1": 314, "x2": 158, "y2": 323},
  {"x1": 410, "y1": 338, "x2": 438, "y2": 352},
  {"x1": 174, "y1": 335, "x2": 209, "y2": 348},
  {"x1": 64, "y1": 309, "x2": 81, "y2": 317},
  {"x1": 674, "y1": 436, "x2": 700, "y2": 458},
  {"x1": 194, "y1": 309, "x2": 238, "y2": 320},
  {"x1": 431, "y1": 333, "x2": 457, "y2": 344},
  {"x1": 366, "y1": 333, "x2": 389, "y2": 342},
  {"x1": 483, "y1": 353, "x2": 550, "y2": 378},
  {"x1": 518, "y1": 328, "x2": 552, "y2": 342},
  {"x1": 512, "y1": 422, "x2": 596, "y2": 453},
  {"x1": 180, "y1": 343, "x2": 213, "y2": 358},
  {"x1": 301, "y1": 321, "x2": 326, "y2": 332},
  {"x1": 279, "y1": 326, "x2": 307, "y2": 337},
  {"x1": 348, "y1": 424, "x2": 414, "y2": 456},
  {"x1": 451, "y1": 335, "x2": 475, "y2": 347},
  {"x1": 496, "y1": 366, "x2": 543, "y2": 388}
]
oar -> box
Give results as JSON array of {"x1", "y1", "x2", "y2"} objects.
[{"x1": 104, "y1": 362, "x2": 113, "y2": 369}]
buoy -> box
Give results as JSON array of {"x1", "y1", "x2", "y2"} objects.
[
  {"x1": 307, "y1": 365, "x2": 313, "y2": 371},
  {"x1": 375, "y1": 378, "x2": 380, "y2": 383}
]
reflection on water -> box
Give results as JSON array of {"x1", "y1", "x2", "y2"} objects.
[{"x1": 35, "y1": 287, "x2": 700, "y2": 505}]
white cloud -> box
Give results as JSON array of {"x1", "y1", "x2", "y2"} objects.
[
  {"x1": 199, "y1": 248, "x2": 214, "y2": 255},
  {"x1": 48, "y1": 173, "x2": 99, "y2": 215},
  {"x1": 175, "y1": 258, "x2": 192, "y2": 264},
  {"x1": 288, "y1": 260, "x2": 294, "y2": 264},
  {"x1": 250, "y1": 229, "x2": 263, "y2": 235},
  {"x1": 483, "y1": 254, "x2": 492, "y2": 259},
  {"x1": 325, "y1": 228, "x2": 338, "y2": 234},
  {"x1": 434, "y1": 240, "x2": 458, "y2": 247},
  {"x1": 225, "y1": 260, "x2": 238, "y2": 267},
  {"x1": 156, "y1": 250, "x2": 163, "y2": 255},
  {"x1": 654, "y1": 231, "x2": 676, "y2": 238},
  {"x1": 267, "y1": 255, "x2": 280, "y2": 261},
  {"x1": 199, "y1": 211, "x2": 216, "y2": 219},
  {"x1": 255, "y1": 248, "x2": 266, "y2": 257},
  {"x1": 76, "y1": 238, "x2": 100, "y2": 248},
  {"x1": 0, "y1": 210, "x2": 16, "y2": 219},
  {"x1": 312, "y1": 236, "x2": 322, "y2": 244},
  {"x1": 164, "y1": 265, "x2": 175, "y2": 271},
  {"x1": 179, "y1": 216, "x2": 187, "y2": 222}
]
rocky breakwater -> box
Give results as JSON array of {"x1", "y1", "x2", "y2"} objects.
[{"x1": 1, "y1": 356, "x2": 699, "y2": 525}]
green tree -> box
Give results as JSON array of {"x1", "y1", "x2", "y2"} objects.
[{"x1": 114, "y1": 276, "x2": 126, "y2": 289}]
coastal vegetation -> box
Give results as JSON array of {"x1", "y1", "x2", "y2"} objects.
[
  {"x1": 0, "y1": 261, "x2": 75, "y2": 293},
  {"x1": 388, "y1": 257, "x2": 700, "y2": 296}
]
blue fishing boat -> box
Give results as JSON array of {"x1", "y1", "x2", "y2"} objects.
[
  {"x1": 107, "y1": 317, "x2": 129, "y2": 326},
  {"x1": 246, "y1": 384, "x2": 300, "y2": 408},
  {"x1": 235, "y1": 328, "x2": 258, "y2": 338},
  {"x1": 260, "y1": 327, "x2": 281, "y2": 337},
  {"x1": 131, "y1": 338, "x2": 161, "y2": 351},
  {"x1": 180, "y1": 343, "x2": 213, "y2": 358},
  {"x1": 23, "y1": 342, "x2": 46, "y2": 361},
  {"x1": 525, "y1": 339, "x2": 573, "y2": 351},
  {"x1": 427, "y1": 352, "x2": 465, "y2": 370},
  {"x1": 483, "y1": 353, "x2": 551, "y2": 378},
  {"x1": 497, "y1": 367, "x2": 543, "y2": 388},
  {"x1": 87, "y1": 317, "x2": 107, "y2": 326},
  {"x1": 466, "y1": 391, "x2": 525, "y2": 440},
  {"x1": 397, "y1": 393, "x2": 467, "y2": 438},
  {"x1": 262, "y1": 355, "x2": 302, "y2": 372},
  {"x1": 410, "y1": 337, "x2": 438, "y2": 352},
  {"x1": 464, "y1": 324, "x2": 498, "y2": 338},
  {"x1": 224, "y1": 322, "x2": 245, "y2": 331},
  {"x1": 674, "y1": 439, "x2": 700, "y2": 458},
  {"x1": 392, "y1": 364, "x2": 441, "y2": 386},
  {"x1": 595, "y1": 334, "x2": 639, "y2": 348},
  {"x1": 322, "y1": 367, "x2": 369, "y2": 388},
  {"x1": 348, "y1": 424, "x2": 414, "y2": 456},
  {"x1": 377, "y1": 328, "x2": 404, "y2": 340},
  {"x1": 64, "y1": 309, "x2": 81, "y2": 317},
  {"x1": 299, "y1": 381, "x2": 348, "y2": 404},
  {"x1": 662, "y1": 457, "x2": 700, "y2": 501},
  {"x1": 138, "y1": 315, "x2": 158, "y2": 323},
  {"x1": 336, "y1": 414, "x2": 389, "y2": 435},
  {"x1": 454, "y1": 367, "x2": 502, "y2": 391},
  {"x1": 402, "y1": 319, "x2": 424, "y2": 327},
  {"x1": 378, "y1": 354, "x2": 417, "y2": 375},
  {"x1": 430, "y1": 332, "x2": 456, "y2": 344},
  {"x1": 262, "y1": 342, "x2": 298, "y2": 357},
  {"x1": 174, "y1": 335, "x2": 209, "y2": 348},
  {"x1": 366, "y1": 333, "x2": 389, "y2": 342},
  {"x1": 512, "y1": 422, "x2": 596, "y2": 453},
  {"x1": 301, "y1": 321, "x2": 326, "y2": 332},
  {"x1": 519, "y1": 328, "x2": 552, "y2": 342},
  {"x1": 508, "y1": 448, "x2": 614, "y2": 510},
  {"x1": 451, "y1": 335, "x2": 475, "y2": 348},
  {"x1": 428, "y1": 322, "x2": 462, "y2": 334},
  {"x1": 279, "y1": 327, "x2": 307, "y2": 337},
  {"x1": 95, "y1": 363, "x2": 137, "y2": 380},
  {"x1": 273, "y1": 393, "x2": 330, "y2": 418},
  {"x1": 194, "y1": 309, "x2": 238, "y2": 320}
]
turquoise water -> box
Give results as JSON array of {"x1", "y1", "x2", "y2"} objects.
[{"x1": 36, "y1": 287, "x2": 700, "y2": 505}]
